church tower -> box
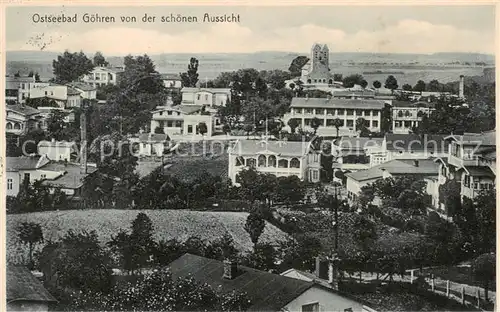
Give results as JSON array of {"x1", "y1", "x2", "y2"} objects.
[{"x1": 311, "y1": 43, "x2": 330, "y2": 71}]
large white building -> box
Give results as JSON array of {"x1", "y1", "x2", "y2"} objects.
[
  {"x1": 29, "y1": 84, "x2": 82, "y2": 108},
  {"x1": 283, "y1": 97, "x2": 384, "y2": 136},
  {"x1": 391, "y1": 101, "x2": 435, "y2": 134},
  {"x1": 150, "y1": 105, "x2": 217, "y2": 137},
  {"x1": 82, "y1": 66, "x2": 124, "y2": 87},
  {"x1": 180, "y1": 87, "x2": 231, "y2": 107},
  {"x1": 227, "y1": 139, "x2": 321, "y2": 184},
  {"x1": 5, "y1": 76, "x2": 36, "y2": 104}
]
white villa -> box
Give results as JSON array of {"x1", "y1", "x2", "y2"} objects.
[
  {"x1": 5, "y1": 76, "x2": 36, "y2": 104},
  {"x1": 160, "y1": 73, "x2": 182, "y2": 90},
  {"x1": 135, "y1": 133, "x2": 170, "y2": 157},
  {"x1": 283, "y1": 97, "x2": 384, "y2": 136},
  {"x1": 82, "y1": 66, "x2": 124, "y2": 87},
  {"x1": 181, "y1": 87, "x2": 231, "y2": 107},
  {"x1": 29, "y1": 84, "x2": 82, "y2": 108},
  {"x1": 37, "y1": 139, "x2": 77, "y2": 162},
  {"x1": 150, "y1": 105, "x2": 217, "y2": 137},
  {"x1": 6, "y1": 104, "x2": 43, "y2": 135},
  {"x1": 227, "y1": 139, "x2": 321, "y2": 185},
  {"x1": 391, "y1": 101, "x2": 435, "y2": 134}
]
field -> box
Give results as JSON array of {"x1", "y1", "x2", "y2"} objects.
[{"x1": 7, "y1": 209, "x2": 289, "y2": 264}]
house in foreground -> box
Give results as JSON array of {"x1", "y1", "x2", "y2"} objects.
[
  {"x1": 433, "y1": 131, "x2": 496, "y2": 210},
  {"x1": 167, "y1": 253, "x2": 372, "y2": 312},
  {"x1": 228, "y1": 139, "x2": 321, "y2": 184},
  {"x1": 7, "y1": 265, "x2": 57, "y2": 312},
  {"x1": 345, "y1": 158, "x2": 439, "y2": 203},
  {"x1": 131, "y1": 133, "x2": 170, "y2": 157}
]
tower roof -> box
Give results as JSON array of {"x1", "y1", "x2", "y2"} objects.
[{"x1": 312, "y1": 43, "x2": 329, "y2": 50}]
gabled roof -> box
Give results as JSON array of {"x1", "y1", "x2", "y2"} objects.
[
  {"x1": 6, "y1": 104, "x2": 41, "y2": 116},
  {"x1": 7, "y1": 265, "x2": 57, "y2": 303},
  {"x1": 462, "y1": 166, "x2": 495, "y2": 178},
  {"x1": 445, "y1": 131, "x2": 496, "y2": 147},
  {"x1": 167, "y1": 253, "x2": 314, "y2": 311},
  {"x1": 290, "y1": 98, "x2": 385, "y2": 110},
  {"x1": 230, "y1": 139, "x2": 312, "y2": 157},
  {"x1": 67, "y1": 82, "x2": 96, "y2": 91},
  {"x1": 181, "y1": 87, "x2": 231, "y2": 94},
  {"x1": 67, "y1": 87, "x2": 81, "y2": 96},
  {"x1": 41, "y1": 163, "x2": 98, "y2": 189},
  {"x1": 6, "y1": 156, "x2": 47, "y2": 171},
  {"x1": 346, "y1": 159, "x2": 439, "y2": 182},
  {"x1": 385, "y1": 134, "x2": 449, "y2": 152}
]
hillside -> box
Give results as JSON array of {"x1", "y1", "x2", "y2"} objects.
[{"x1": 7, "y1": 209, "x2": 289, "y2": 264}]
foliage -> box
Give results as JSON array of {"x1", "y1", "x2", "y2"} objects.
[
  {"x1": 242, "y1": 242, "x2": 278, "y2": 272},
  {"x1": 288, "y1": 56, "x2": 310, "y2": 77},
  {"x1": 38, "y1": 230, "x2": 113, "y2": 294},
  {"x1": 473, "y1": 189, "x2": 496, "y2": 254},
  {"x1": 69, "y1": 269, "x2": 252, "y2": 311},
  {"x1": 46, "y1": 110, "x2": 75, "y2": 141},
  {"x1": 93, "y1": 51, "x2": 109, "y2": 67},
  {"x1": 154, "y1": 126, "x2": 164, "y2": 134},
  {"x1": 276, "y1": 235, "x2": 322, "y2": 272},
  {"x1": 52, "y1": 50, "x2": 94, "y2": 84},
  {"x1": 198, "y1": 122, "x2": 208, "y2": 136},
  {"x1": 275, "y1": 176, "x2": 306, "y2": 207},
  {"x1": 373, "y1": 80, "x2": 381, "y2": 89},
  {"x1": 180, "y1": 57, "x2": 199, "y2": 87},
  {"x1": 244, "y1": 213, "x2": 266, "y2": 247},
  {"x1": 287, "y1": 118, "x2": 300, "y2": 133},
  {"x1": 413, "y1": 80, "x2": 426, "y2": 93},
  {"x1": 17, "y1": 222, "x2": 44, "y2": 268},
  {"x1": 402, "y1": 83, "x2": 412, "y2": 91},
  {"x1": 342, "y1": 74, "x2": 365, "y2": 88},
  {"x1": 472, "y1": 253, "x2": 495, "y2": 302},
  {"x1": 384, "y1": 75, "x2": 399, "y2": 92},
  {"x1": 310, "y1": 117, "x2": 322, "y2": 134}
]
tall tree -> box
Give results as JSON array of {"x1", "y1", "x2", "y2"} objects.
[
  {"x1": 472, "y1": 253, "x2": 495, "y2": 302},
  {"x1": 180, "y1": 57, "x2": 199, "y2": 87},
  {"x1": 52, "y1": 50, "x2": 94, "y2": 84},
  {"x1": 413, "y1": 80, "x2": 426, "y2": 94},
  {"x1": 93, "y1": 51, "x2": 109, "y2": 67},
  {"x1": 244, "y1": 213, "x2": 266, "y2": 248},
  {"x1": 288, "y1": 56, "x2": 309, "y2": 77},
  {"x1": 310, "y1": 117, "x2": 322, "y2": 135},
  {"x1": 360, "y1": 79, "x2": 368, "y2": 89},
  {"x1": 17, "y1": 222, "x2": 44, "y2": 269},
  {"x1": 373, "y1": 80, "x2": 382, "y2": 89},
  {"x1": 342, "y1": 74, "x2": 365, "y2": 88},
  {"x1": 428, "y1": 79, "x2": 441, "y2": 92},
  {"x1": 384, "y1": 75, "x2": 399, "y2": 93},
  {"x1": 287, "y1": 118, "x2": 300, "y2": 134},
  {"x1": 332, "y1": 118, "x2": 343, "y2": 137}
]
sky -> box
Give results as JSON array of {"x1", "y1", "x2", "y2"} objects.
[{"x1": 5, "y1": 5, "x2": 497, "y2": 55}]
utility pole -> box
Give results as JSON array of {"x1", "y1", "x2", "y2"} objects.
[{"x1": 80, "y1": 103, "x2": 88, "y2": 175}]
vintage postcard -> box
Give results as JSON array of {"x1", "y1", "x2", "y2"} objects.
[{"x1": 1, "y1": 1, "x2": 498, "y2": 311}]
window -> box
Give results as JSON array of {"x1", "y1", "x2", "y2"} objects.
[
  {"x1": 175, "y1": 120, "x2": 182, "y2": 127},
  {"x1": 7, "y1": 178, "x2": 13, "y2": 190},
  {"x1": 312, "y1": 170, "x2": 319, "y2": 181},
  {"x1": 205, "y1": 95, "x2": 208, "y2": 101},
  {"x1": 326, "y1": 109, "x2": 334, "y2": 115},
  {"x1": 316, "y1": 108, "x2": 325, "y2": 115},
  {"x1": 305, "y1": 108, "x2": 313, "y2": 114},
  {"x1": 372, "y1": 120, "x2": 378, "y2": 128},
  {"x1": 356, "y1": 110, "x2": 363, "y2": 116},
  {"x1": 187, "y1": 125, "x2": 193, "y2": 133},
  {"x1": 268, "y1": 155, "x2": 277, "y2": 167},
  {"x1": 167, "y1": 111, "x2": 173, "y2": 115},
  {"x1": 159, "y1": 112, "x2": 163, "y2": 116},
  {"x1": 235, "y1": 156, "x2": 244, "y2": 166},
  {"x1": 24, "y1": 173, "x2": 30, "y2": 182},
  {"x1": 167, "y1": 121, "x2": 173, "y2": 127},
  {"x1": 373, "y1": 111, "x2": 379, "y2": 116},
  {"x1": 41, "y1": 174, "x2": 46, "y2": 179},
  {"x1": 301, "y1": 302, "x2": 319, "y2": 312},
  {"x1": 197, "y1": 94, "x2": 201, "y2": 100},
  {"x1": 246, "y1": 158, "x2": 256, "y2": 168},
  {"x1": 338, "y1": 109, "x2": 345, "y2": 116},
  {"x1": 346, "y1": 120, "x2": 353, "y2": 127},
  {"x1": 258, "y1": 155, "x2": 267, "y2": 167},
  {"x1": 346, "y1": 109, "x2": 353, "y2": 116},
  {"x1": 278, "y1": 159, "x2": 288, "y2": 168},
  {"x1": 6, "y1": 123, "x2": 12, "y2": 130},
  {"x1": 464, "y1": 175, "x2": 471, "y2": 187},
  {"x1": 290, "y1": 158, "x2": 300, "y2": 168}
]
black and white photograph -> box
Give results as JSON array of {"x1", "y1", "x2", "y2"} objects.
[{"x1": 2, "y1": 2, "x2": 498, "y2": 311}]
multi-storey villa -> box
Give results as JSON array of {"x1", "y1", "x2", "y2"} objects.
[
  {"x1": 391, "y1": 101, "x2": 435, "y2": 134},
  {"x1": 433, "y1": 131, "x2": 496, "y2": 208},
  {"x1": 81, "y1": 66, "x2": 124, "y2": 87},
  {"x1": 5, "y1": 76, "x2": 36, "y2": 104},
  {"x1": 283, "y1": 97, "x2": 384, "y2": 136},
  {"x1": 150, "y1": 105, "x2": 217, "y2": 137},
  {"x1": 6, "y1": 104, "x2": 43, "y2": 135},
  {"x1": 227, "y1": 139, "x2": 321, "y2": 184}
]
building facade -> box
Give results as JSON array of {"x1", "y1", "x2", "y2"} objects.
[
  {"x1": 228, "y1": 139, "x2": 321, "y2": 184},
  {"x1": 160, "y1": 73, "x2": 183, "y2": 90},
  {"x1": 81, "y1": 66, "x2": 124, "y2": 87},
  {"x1": 37, "y1": 139, "x2": 77, "y2": 162},
  {"x1": 433, "y1": 131, "x2": 496, "y2": 211},
  {"x1": 5, "y1": 76, "x2": 36, "y2": 104},
  {"x1": 29, "y1": 84, "x2": 82, "y2": 108},
  {"x1": 391, "y1": 102, "x2": 435, "y2": 134},
  {"x1": 180, "y1": 87, "x2": 231, "y2": 107},
  {"x1": 6, "y1": 105, "x2": 43, "y2": 135},
  {"x1": 283, "y1": 97, "x2": 384, "y2": 136},
  {"x1": 150, "y1": 105, "x2": 216, "y2": 137},
  {"x1": 300, "y1": 43, "x2": 336, "y2": 85}
]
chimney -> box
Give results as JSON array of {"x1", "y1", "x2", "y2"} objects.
[
  {"x1": 414, "y1": 160, "x2": 419, "y2": 167},
  {"x1": 51, "y1": 138, "x2": 55, "y2": 143},
  {"x1": 223, "y1": 259, "x2": 238, "y2": 280},
  {"x1": 459, "y1": 75, "x2": 465, "y2": 99},
  {"x1": 315, "y1": 256, "x2": 329, "y2": 280}
]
